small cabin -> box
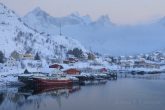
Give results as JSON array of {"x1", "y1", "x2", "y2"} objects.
[
  {"x1": 63, "y1": 58, "x2": 78, "y2": 64},
  {"x1": 20, "y1": 53, "x2": 34, "y2": 60},
  {"x1": 68, "y1": 58, "x2": 78, "y2": 63},
  {"x1": 64, "y1": 68, "x2": 81, "y2": 75},
  {"x1": 100, "y1": 68, "x2": 108, "y2": 73},
  {"x1": 63, "y1": 60, "x2": 70, "y2": 64},
  {"x1": 5, "y1": 57, "x2": 17, "y2": 67}
]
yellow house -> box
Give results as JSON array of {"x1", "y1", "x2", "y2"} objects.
[{"x1": 20, "y1": 53, "x2": 34, "y2": 60}]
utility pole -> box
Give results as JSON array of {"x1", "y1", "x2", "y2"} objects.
[{"x1": 60, "y1": 23, "x2": 62, "y2": 36}]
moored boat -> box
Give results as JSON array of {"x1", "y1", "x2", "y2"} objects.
[
  {"x1": 18, "y1": 73, "x2": 47, "y2": 86},
  {"x1": 33, "y1": 77, "x2": 73, "y2": 86}
]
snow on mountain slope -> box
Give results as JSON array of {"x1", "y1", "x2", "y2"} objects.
[
  {"x1": 0, "y1": 3, "x2": 86, "y2": 58},
  {"x1": 23, "y1": 8, "x2": 165, "y2": 56}
]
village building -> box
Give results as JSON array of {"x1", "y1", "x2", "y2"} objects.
[
  {"x1": 100, "y1": 68, "x2": 108, "y2": 73},
  {"x1": 63, "y1": 57, "x2": 79, "y2": 64},
  {"x1": 63, "y1": 60, "x2": 70, "y2": 64},
  {"x1": 79, "y1": 67, "x2": 94, "y2": 73},
  {"x1": 10, "y1": 50, "x2": 21, "y2": 60},
  {"x1": 0, "y1": 63, "x2": 4, "y2": 72},
  {"x1": 5, "y1": 57, "x2": 18, "y2": 67},
  {"x1": 133, "y1": 60, "x2": 160, "y2": 69},
  {"x1": 20, "y1": 53, "x2": 34, "y2": 60},
  {"x1": 64, "y1": 68, "x2": 81, "y2": 75},
  {"x1": 119, "y1": 60, "x2": 134, "y2": 69},
  {"x1": 49, "y1": 64, "x2": 63, "y2": 70},
  {"x1": 90, "y1": 61, "x2": 103, "y2": 66},
  {"x1": 79, "y1": 67, "x2": 108, "y2": 74}
]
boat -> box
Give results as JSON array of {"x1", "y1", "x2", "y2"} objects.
[
  {"x1": 66, "y1": 76, "x2": 79, "y2": 84},
  {"x1": 33, "y1": 76, "x2": 73, "y2": 87},
  {"x1": 18, "y1": 73, "x2": 47, "y2": 86}
]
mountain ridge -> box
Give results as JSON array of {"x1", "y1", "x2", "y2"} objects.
[
  {"x1": 0, "y1": 3, "x2": 86, "y2": 59},
  {"x1": 23, "y1": 7, "x2": 165, "y2": 56}
]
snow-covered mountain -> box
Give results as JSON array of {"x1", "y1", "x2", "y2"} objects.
[
  {"x1": 23, "y1": 7, "x2": 165, "y2": 56},
  {"x1": 0, "y1": 3, "x2": 86, "y2": 58},
  {"x1": 23, "y1": 7, "x2": 92, "y2": 29}
]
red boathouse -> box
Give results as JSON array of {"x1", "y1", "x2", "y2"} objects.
[{"x1": 64, "y1": 68, "x2": 81, "y2": 75}]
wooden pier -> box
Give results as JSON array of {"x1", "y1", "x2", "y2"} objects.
[
  {"x1": 74, "y1": 72, "x2": 118, "y2": 85},
  {"x1": 118, "y1": 73, "x2": 165, "y2": 80}
]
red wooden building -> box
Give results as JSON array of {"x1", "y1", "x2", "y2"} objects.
[
  {"x1": 100, "y1": 68, "x2": 108, "y2": 73},
  {"x1": 64, "y1": 68, "x2": 81, "y2": 75},
  {"x1": 49, "y1": 64, "x2": 63, "y2": 70}
]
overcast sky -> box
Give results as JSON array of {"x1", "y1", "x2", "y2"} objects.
[{"x1": 1, "y1": 0, "x2": 165, "y2": 25}]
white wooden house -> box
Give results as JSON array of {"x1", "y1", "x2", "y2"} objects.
[{"x1": 5, "y1": 57, "x2": 18, "y2": 67}]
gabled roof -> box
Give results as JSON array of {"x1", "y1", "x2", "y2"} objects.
[{"x1": 49, "y1": 64, "x2": 63, "y2": 69}]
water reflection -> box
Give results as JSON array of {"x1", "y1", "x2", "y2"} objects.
[
  {"x1": 0, "y1": 85, "x2": 81, "y2": 110},
  {"x1": 18, "y1": 85, "x2": 80, "y2": 96},
  {"x1": 0, "y1": 80, "x2": 107, "y2": 110},
  {"x1": 0, "y1": 78, "x2": 165, "y2": 110}
]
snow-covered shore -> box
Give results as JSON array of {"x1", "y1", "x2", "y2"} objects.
[{"x1": 0, "y1": 62, "x2": 165, "y2": 87}]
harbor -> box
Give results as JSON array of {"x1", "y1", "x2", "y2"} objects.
[
  {"x1": 0, "y1": 1, "x2": 165, "y2": 110},
  {"x1": 17, "y1": 68, "x2": 118, "y2": 87}
]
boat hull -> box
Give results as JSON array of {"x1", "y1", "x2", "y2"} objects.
[
  {"x1": 33, "y1": 78, "x2": 73, "y2": 87},
  {"x1": 18, "y1": 76, "x2": 34, "y2": 86}
]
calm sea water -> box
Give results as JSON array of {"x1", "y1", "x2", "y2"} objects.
[{"x1": 0, "y1": 78, "x2": 165, "y2": 110}]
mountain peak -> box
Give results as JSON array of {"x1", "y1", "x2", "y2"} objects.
[
  {"x1": 67, "y1": 12, "x2": 92, "y2": 25},
  {"x1": 159, "y1": 16, "x2": 165, "y2": 25},
  {"x1": 0, "y1": 2, "x2": 11, "y2": 13},
  {"x1": 0, "y1": 2, "x2": 6, "y2": 8},
  {"x1": 28, "y1": 7, "x2": 49, "y2": 17},
  {"x1": 0, "y1": 2, "x2": 19, "y2": 23},
  {"x1": 98, "y1": 15, "x2": 111, "y2": 23},
  {"x1": 69, "y1": 12, "x2": 80, "y2": 17},
  {"x1": 95, "y1": 15, "x2": 113, "y2": 26},
  {"x1": 33, "y1": 7, "x2": 42, "y2": 13}
]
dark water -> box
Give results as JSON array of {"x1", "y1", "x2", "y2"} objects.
[{"x1": 0, "y1": 79, "x2": 165, "y2": 110}]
